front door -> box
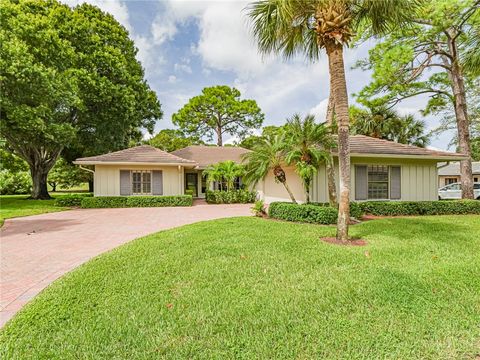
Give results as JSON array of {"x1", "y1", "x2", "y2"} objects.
[{"x1": 185, "y1": 173, "x2": 198, "y2": 197}]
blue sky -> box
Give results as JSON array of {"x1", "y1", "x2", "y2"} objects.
[{"x1": 65, "y1": 0, "x2": 454, "y2": 149}]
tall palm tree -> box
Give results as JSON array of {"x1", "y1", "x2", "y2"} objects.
[
  {"x1": 285, "y1": 113, "x2": 334, "y2": 203},
  {"x1": 247, "y1": 0, "x2": 416, "y2": 241},
  {"x1": 388, "y1": 114, "x2": 429, "y2": 148},
  {"x1": 242, "y1": 134, "x2": 297, "y2": 203}
]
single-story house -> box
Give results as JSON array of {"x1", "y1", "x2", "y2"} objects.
[
  {"x1": 74, "y1": 135, "x2": 465, "y2": 203},
  {"x1": 438, "y1": 161, "x2": 480, "y2": 187}
]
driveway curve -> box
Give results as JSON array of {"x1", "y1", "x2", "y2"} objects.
[{"x1": 0, "y1": 204, "x2": 251, "y2": 327}]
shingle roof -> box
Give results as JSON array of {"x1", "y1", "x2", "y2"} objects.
[
  {"x1": 438, "y1": 161, "x2": 480, "y2": 175},
  {"x1": 171, "y1": 145, "x2": 250, "y2": 169},
  {"x1": 343, "y1": 135, "x2": 466, "y2": 159},
  {"x1": 74, "y1": 145, "x2": 196, "y2": 165}
]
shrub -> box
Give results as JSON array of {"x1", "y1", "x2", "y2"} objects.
[
  {"x1": 125, "y1": 195, "x2": 193, "y2": 207},
  {"x1": 308, "y1": 202, "x2": 363, "y2": 219},
  {"x1": 252, "y1": 200, "x2": 267, "y2": 217},
  {"x1": 358, "y1": 200, "x2": 480, "y2": 216},
  {"x1": 54, "y1": 193, "x2": 93, "y2": 207},
  {"x1": 80, "y1": 195, "x2": 193, "y2": 208},
  {"x1": 185, "y1": 189, "x2": 194, "y2": 197},
  {"x1": 268, "y1": 202, "x2": 339, "y2": 225},
  {"x1": 0, "y1": 170, "x2": 32, "y2": 195},
  {"x1": 206, "y1": 190, "x2": 256, "y2": 204}
]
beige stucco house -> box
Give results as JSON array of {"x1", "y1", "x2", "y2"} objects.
[
  {"x1": 438, "y1": 161, "x2": 480, "y2": 187},
  {"x1": 74, "y1": 135, "x2": 465, "y2": 203}
]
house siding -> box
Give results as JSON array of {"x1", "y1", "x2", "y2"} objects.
[
  {"x1": 258, "y1": 157, "x2": 439, "y2": 204},
  {"x1": 94, "y1": 165, "x2": 183, "y2": 196}
]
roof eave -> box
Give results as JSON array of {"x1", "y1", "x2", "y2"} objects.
[
  {"x1": 73, "y1": 161, "x2": 197, "y2": 167},
  {"x1": 332, "y1": 153, "x2": 467, "y2": 161}
]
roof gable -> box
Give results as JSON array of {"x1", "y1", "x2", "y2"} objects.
[
  {"x1": 75, "y1": 145, "x2": 196, "y2": 165},
  {"x1": 171, "y1": 145, "x2": 250, "y2": 168}
]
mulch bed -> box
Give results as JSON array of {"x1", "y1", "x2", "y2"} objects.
[{"x1": 320, "y1": 237, "x2": 368, "y2": 246}]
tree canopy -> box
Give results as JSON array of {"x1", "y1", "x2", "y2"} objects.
[
  {"x1": 350, "y1": 105, "x2": 430, "y2": 147},
  {"x1": 0, "y1": 0, "x2": 161, "y2": 198},
  {"x1": 148, "y1": 129, "x2": 203, "y2": 152},
  {"x1": 172, "y1": 86, "x2": 264, "y2": 146}
]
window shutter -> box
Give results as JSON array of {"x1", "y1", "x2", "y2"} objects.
[
  {"x1": 120, "y1": 170, "x2": 131, "y2": 196},
  {"x1": 390, "y1": 166, "x2": 401, "y2": 200},
  {"x1": 152, "y1": 170, "x2": 163, "y2": 195},
  {"x1": 355, "y1": 165, "x2": 368, "y2": 200}
]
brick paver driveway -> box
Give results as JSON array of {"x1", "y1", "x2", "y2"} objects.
[{"x1": 0, "y1": 204, "x2": 251, "y2": 327}]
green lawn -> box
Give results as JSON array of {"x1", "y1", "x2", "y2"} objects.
[
  {"x1": 1, "y1": 216, "x2": 479, "y2": 359},
  {"x1": 0, "y1": 193, "x2": 87, "y2": 226}
]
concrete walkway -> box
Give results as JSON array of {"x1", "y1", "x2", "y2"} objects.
[{"x1": 0, "y1": 204, "x2": 251, "y2": 327}]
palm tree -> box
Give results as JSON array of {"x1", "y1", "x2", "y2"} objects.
[
  {"x1": 204, "y1": 160, "x2": 245, "y2": 191},
  {"x1": 247, "y1": 0, "x2": 415, "y2": 241},
  {"x1": 285, "y1": 114, "x2": 334, "y2": 203},
  {"x1": 242, "y1": 134, "x2": 297, "y2": 203},
  {"x1": 388, "y1": 115, "x2": 429, "y2": 148}
]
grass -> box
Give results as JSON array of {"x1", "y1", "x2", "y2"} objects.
[
  {"x1": 0, "y1": 193, "x2": 87, "y2": 226},
  {"x1": 1, "y1": 216, "x2": 480, "y2": 359}
]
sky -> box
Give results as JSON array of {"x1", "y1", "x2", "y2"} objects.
[{"x1": 63, "y1": 0, "x2": 454, "y2": 150}]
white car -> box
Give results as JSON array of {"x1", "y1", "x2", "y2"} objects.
[{"x1": 438, "y1": 182, "x2": 480, "y2": 200}]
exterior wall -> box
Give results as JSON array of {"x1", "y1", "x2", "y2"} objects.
[
  {"x1": 256, "y1": 166, "x2": 306, "y2": 203},
  {"x1": 438, "y1": 174, "x2": 480, "y2": 187},
  {"x1": 94, "y1": 164, "x2": 185, "y2": 196},
  {"x1": 259, "y1": 157, "x2": 440, "y2": 204},
  {"x1": 312, "y1": 157, "x2": 439, "y2": 202}
]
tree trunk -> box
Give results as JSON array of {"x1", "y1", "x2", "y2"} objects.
[
  {"x1": 48, "y1": 182, "x2": 57, "y2": 192},
  {"x1": 282, "y1": 181, "x2": 297, "y2": 204},
  {"x1": 30, "y1": 164, "x2": 52, "y2": 200},
  {"x1": 326, "y1": 42, "x2": 351, "y2": 242},
  {"x1": 216, "y1": 125, "x2": 223, "y2": 146},
  {"x1": 88, "y1": 179, "x2": 94, "y2": 193},
  {"x1": 446, "y1": 36, "x2": 473, "y2": 199},
  {"x1": 325, "y1": 93, "x2": 338, "y2": 207}
]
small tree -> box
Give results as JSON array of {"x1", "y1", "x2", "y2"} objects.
[
  {"x1": 285, "y1": 114, "x2": 334, "y2": 203},
  {"x1": 48, "y1": 159, "x2": 91, "y2": 192},
  {"x1": 204, "y1": 161, "x2": 245, "y2": 191},
  {"x1": 242, "y1": 135, "x2": 297, "y2": 203},
  {"x1": 172, "y1": 86, "x2": 264, "y2": 146}
]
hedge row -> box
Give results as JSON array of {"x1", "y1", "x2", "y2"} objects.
[
  {"x1": 358, "y1": 200, "x2": 480, "y2": 216},
  {"x1": 268, "y1": 200, "x2": 480, "y2": 225},
  {"x1": 206, "y1": 190, "x2": 257, "y2": 204},
  {"x1": 268, "y1": 202, "x2": 339, "y2": 225},
  {"x1": 54, "y1": 193, "x2": 93, "y2": 207},
  {"x1": 80, "y1": 195, "x2": 193, "y2": 208}
]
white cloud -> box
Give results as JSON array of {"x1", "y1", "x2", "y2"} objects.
[
  {"x1": 309, "y1": 98, "x2": 329, "y2": 123},
  {"x1": 168, "y1": 75, "x2": 177, "y2": 83},
  {"x1": 174, "y1": 63, "x2": 192, "y2": 74}
]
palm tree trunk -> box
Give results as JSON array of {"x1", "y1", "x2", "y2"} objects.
[
  {"x1": 325, "y1": 93, "x2": 338, "y2": 207},
  {"x1": 282, "y1": 181, "x2": 297, "y2": 204},
  {"x1": 326, "y1": 42, "x2": 351, "y2": 242}
]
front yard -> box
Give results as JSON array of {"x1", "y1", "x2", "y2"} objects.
[
  {"x1": 0, "y1": 195, "x2": 67, "y2": 226},
  {"x1": 1, "y1": 215, "x2": 479, "y2": 359}
]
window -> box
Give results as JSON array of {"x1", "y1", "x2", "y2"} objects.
[
  {"x1": 355, "y1": 165, "x2": 401, "y2": 200},
  {"x1": 368, "y1": 165, "x2": 389, "y2": 199},
  {"x1": 445, "y1": 177, "x2": 457, "y2": 185},
  {"x1": 132, "y1": 171, "x2": 151, "y2": 195},
  {"x1": 474, "y1": 177, "x2": 479, "y2": 183},
  {"x1": 234, "y1": 177, "x2": 243, "y2": 190}
]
